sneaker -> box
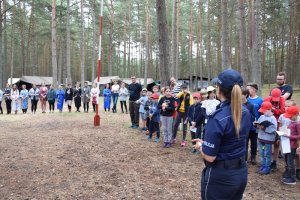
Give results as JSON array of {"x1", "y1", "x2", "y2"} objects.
[
  {"x1": 181, "y1": 140, "x2": 186, "y2": 147},
  {"x1": 259, "y1": 167, "x2": 271, "y2": 175},
  {"x1": 142, "y1": 127, "x2": 148, "y2": 131},
  {"x1": 191, "y1": 149, "x2": 197, "y2": 154},
  {"x1": 133, "y1": 125, "x2": 139, "y2": 129},
  {"x1": 166, "y1": 143, "x2": 171, "y2": 148},
  {"x1": 154, "y1": 137, "x2": 160, "y2": 142},
  {"x1": 129, "y1": 124, "x2": 135, "y2": 128},
  {"x1": 256, "y1": 166, "x2": 265, "y2": 174},
  {"x1": 163, "y1": 142, "x2": 167, "y2": 148},
  {"x1": 147, "y1": 136, "x2": 152, "y2": 141},
  {"x1": 282, "y1": 177, "x2": 296, "y2": 185},
  {"x1": 172, "y1": 138, "x2": 177, "y2": 144},
  {"x1": 270, "y1": 161, "x2": 277, "y2": 171}
]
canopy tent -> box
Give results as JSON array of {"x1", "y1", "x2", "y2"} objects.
[{"x1": 7, "y1": 76, "x2": 53, "y2": 90}]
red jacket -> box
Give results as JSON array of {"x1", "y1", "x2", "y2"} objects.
[{"x1": 264, "y1": 96, "x2": 285, "y2": 121}]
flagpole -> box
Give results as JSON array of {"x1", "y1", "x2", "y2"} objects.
[{"x1": 94, "y1": 0, "x2": 103, "y2": 126}]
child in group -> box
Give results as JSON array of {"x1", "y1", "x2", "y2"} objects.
[
  {"x1": 158, "y1": 87, "x2": 176, "y2": 148},
  {"x1": 136, "y1": 88, "x2": 148, "y2": 131},
  {"x1": 201, "y1": 86, "x2": 220, "y2": 116},
  {"x1": 147, "y1": 93, "x2": 160, "y2": 142},
  {"x1": 144, "y1": 91, "x2": 153, "y2": 134},
  {"x1": 152, "y1": 85, "x2": 160, "y2": 96},
  {"x1": 187, "y1": 93, "x2": 206, "y2": 153},
  {"x1": 281, "y1": 106, "x2": 300, "y2": 184},
  {"x1": 255, "y1": 101, "x2": 278, "y2": 175},
  {"x1": 242, "y1": 88, "x2": 257, "y2": 164}
]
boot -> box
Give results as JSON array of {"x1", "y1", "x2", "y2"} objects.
[
  {"x1": 296, "y1": 169, "x2": 300, "y2": 180},
  {"x1": 250, "y1": 155, "x2": 257, "y2": 165}
]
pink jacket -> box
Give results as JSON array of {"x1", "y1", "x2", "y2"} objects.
[{"x1": 288, "y1": 121, "x2": 300, "y2": 149}]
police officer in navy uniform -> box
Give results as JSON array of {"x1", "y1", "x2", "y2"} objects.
[{"x1": 193, "y1": 69, "x2": 251, "y2": 200}]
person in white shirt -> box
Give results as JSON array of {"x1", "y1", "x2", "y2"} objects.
[
  {"x1": 111, "y1": 81, "x2": 120, "y2": 113},
  {"x1": 119, "y1": 82, "x2": 129, "y2": 113},
  {"x1": 201, "y1": 86, "x2": 220, "y2": 116},
  {"x1": 11, "y1": 84, "x2": 20, "y2": 114},
  {"x1": 90, "y1": 83, "x2": 100, "y2": 112}
]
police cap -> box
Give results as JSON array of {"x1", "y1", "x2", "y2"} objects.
[{"x1": 217, "y1": 69, "x2": 243, "y2": 89}]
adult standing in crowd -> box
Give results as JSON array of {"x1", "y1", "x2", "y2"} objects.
[
  {"x1": 11, "y1": 84, "x2": 20, "y2": 114},
  {"x1": 47, "y1": 85, "x2": 56, "y2": 113},
  {"x1": 39, "y1": 83, "x2": 48, "y2": 113},
  {"x1": 170, "y1": 77, "x2": 182, "y2": 96},
  {"x1": 246, "y1": 83, "x2": 263, "y2": 165},
  {"x1": 0, "y1": 88, "x2": 3, "y2": 114},
  {"x1": 91, "y1": 83, "x2": 99, "y2": 112},
  {"x1": 65, "y1": 83, "x2": 74, "y2": 112},
  {"x1": 20, "y1": 84, "x2": 29, "y2": 114},
  {"x1": 119, "y1": 82, "x2": 129, "y2": 114},
  {"x1": 276, "y1": 72, "x2": 293, "y2": 100},
  {"x1": 128, "y1": 76, "x2": 142, "y2": 128},
  {"x1": 4, "y1": 83, "x2": 12, "y2": 114},
  {"x1": 82, "y1": 82, "x2": 91, "y2": 113},
  {"x1": 193, "y1": 69, "x2": 251, "y2": 200},
  {"x1": 103, "y1": 83, "x2": 112, "y2": 112},
  {"x1": 56, "y1": 85, "x2": 65, "y2": 113},
  {"x1": 74, "y1": 83, "x2": 82, "y2": 112},
  {"x1": 111, "y1": 81, "x2": 120, "y2": 113},
  {"x1": 29, "y1": 84, "x2": 39, "y2": 114}
]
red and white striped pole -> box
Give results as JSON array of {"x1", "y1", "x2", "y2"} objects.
[{"x1": 94, "y1": 0, "x2": 103, "y2": 126}]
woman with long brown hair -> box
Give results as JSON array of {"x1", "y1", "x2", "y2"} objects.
[{"x1": 193, "y1": 69, "x2": 251, "y2": 200}]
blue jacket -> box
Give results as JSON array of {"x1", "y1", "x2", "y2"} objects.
[
  {"x1": 149, "y1": 102, "x2": 160, "y2": 122},
  {"x1": 188, "y1": 103, "x2": 206, "y2": 127}
]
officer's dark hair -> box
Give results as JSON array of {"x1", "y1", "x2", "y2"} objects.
[
  {"x1": 218, "y1": 84, "x2": 242, "y2": 137},
  {"x1": 242, "y1": 88, "x2": 250, "y2": 98}
]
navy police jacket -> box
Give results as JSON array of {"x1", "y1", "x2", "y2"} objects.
[{"x1": 202, "y1": 100, "x2": 251, "y2": 161}]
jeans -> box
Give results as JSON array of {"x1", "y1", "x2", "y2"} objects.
[
  {"x1": 285, "y1": 148, "x2": 296, "y2": 179},
  {"x1": 173, "y1": 111, "x2": 188, "y2": 141},
  {"x1": 111, "y1": 93, "x2": 118, "y2": 112},
  {"x1": 129, "y1": 100, "x2": 140, "y2": 126},
  {"x1": 161, "y1": 116, "x2": 174, "y2": 143},
  {"x1": 246, "y1": 130, "x2": 258, "y2": 160},
  {"x1": 201, "y1": 165, "x2": 247, "y2": 200},
  {"x1": 259, "y1": 142, "x2": 272, "y2": 168},
  {"x1": 31, "y1": 99, "x2": 38, "y2": 113},
  {"x1": 120, "y1": 101, "x2": 128, "y2": 113},
  {"x1": 148, "y1": 121, "x2": 160, "y2": 139}
]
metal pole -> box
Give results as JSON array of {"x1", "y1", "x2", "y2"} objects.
[{"x1": 94, "y1": 0, "x2": 103, "y2": 126}]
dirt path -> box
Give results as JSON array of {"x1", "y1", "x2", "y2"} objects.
[{"x1": 0, "y1": 105, "x2": 299, "y2": 199}]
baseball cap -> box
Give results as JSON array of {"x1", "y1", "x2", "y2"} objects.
[
  {"x1": 151, "y1": 93, "x2": 159, "y2": 99},
  {"x1": 207, "y1": 86, "x2": 216, "y2": 92},
  {"x1": 284, "y1": 106, "x2": 299, "y2": 118},
  {"x1": 247, "y1": 83, "x2": 258, "y2": 91},
  {"x1": 271, "y1": 88, "x2": 281, "y2": 102},
  {"x1": 217, "y1": 69, "x2": 243, "y2": 90},
  {"x1": 142, "y1": 88, "x2": 148, "y2": 92},
  {"x1": 181, "y1": 84, "x2": 188, "y2": 89},
  {"x1": 192, "y1": 93, "x2": 201, "y2": 99},
  {"x1": 258, "y1": 101, "x2": 272, "y2": 114}
]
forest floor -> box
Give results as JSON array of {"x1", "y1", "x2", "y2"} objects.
[{"x1": 0, "y1": 99, "x2": 300, "y2": 200}]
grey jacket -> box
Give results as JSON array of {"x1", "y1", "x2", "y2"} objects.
[
  {"x1": 257, "y1": 114, "x2": 277, "y2": 142},
  {"x1": 82, "y1": 86, "x2": 91, "y2": 103}
]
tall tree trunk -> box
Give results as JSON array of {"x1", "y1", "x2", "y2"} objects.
[
  {"x1": 221, "y1": 0, "x2": 230, "y2": 69},
  {"x1": 250, "y1": 0, "x2": 262, "y2": 93},
  {"x1": 80, "y1": 0, "x2": 85, "y2": 86},
  {"x1": 91, "y1": 0, "x2": 96, "y2": 81},
  {"x1": 51, "y1": 0, "x2": 58, "y2": 86},
  {"x1": 217, "y1": 4, "x2": 222, "y2": 71},
  {"x1": 207, "y1": 0, "x2": 212, "y2": 83},
  {"x1": 156, "y1": 0, "x2": 171, "y2": 87},
  {"x1": 10, "y1": 0, "x2": 16, "y2": 85},
  {"x1": 58, "y1": 40, "x2": 63, "y2": 84},
  {"x1": 123, "y1": 15, "x2": 127, "y2": 78},
  {"x1": 108, "y1": 0, "x2": 114, "y2": 76},
  {"x1": 170, "y1": 0, "x2": 178, "y2": 78},
  {"x1": 238, "y1": 0, "x2": 248, "y2": 85},
  {"x1": 144, "y1": 0, "x2": 150, "y2": 87},
  {"x1": 3, "y1": 0, "x2": 7, "y2": 85},
  {"x1": 19, "y1": 2, "x2": 26, "y2": 75},
  {"x1": 175, "y1": 1, "x2": 180, "y2": 80},
  {"x1": 0, "y1": 0, "x2": 3, "y2": 88},
  {"x1": 66, "y1": 0, "x2": 72, "y2": 84},
  {"x1": 197, "y1": 0, "x2": 203, "y2": 86},
  {"x1": 188, "y1": 0, "x2": 193, "y2": 90}
]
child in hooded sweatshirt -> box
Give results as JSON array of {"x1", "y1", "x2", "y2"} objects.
[
  {"x1": 281, "y1": 106, "x2": 300, "y2": 185},
  {"x1": 187, "y1": 93, "x2": 206, "y2": 154},
  {"x1": 147, "y1": 93, "x2": 160, "y2": 142},
  {"x1": 255, "y1": 101, "x2": 278, "y2": 175},
  {"x1": 136, "y1": 88, "x2": 148, "y2": 131}
]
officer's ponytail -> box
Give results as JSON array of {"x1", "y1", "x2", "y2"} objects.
[
  {"x1": 231, "y1": 84, "x2": 242, "y2": 137},
  {"x1": 219, "y1": 84, "x2": 242, "y2": 137}
]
